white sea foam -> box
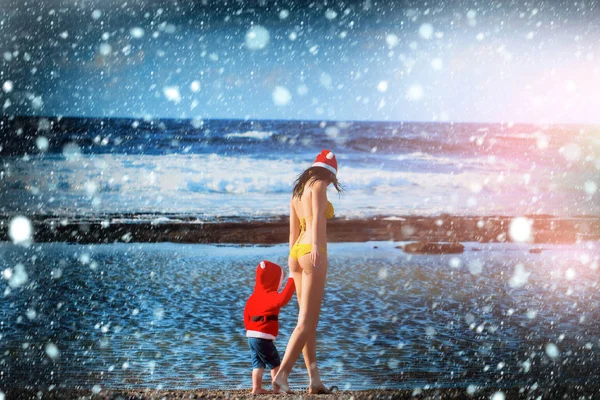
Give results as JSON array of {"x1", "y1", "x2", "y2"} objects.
[
  {"x1": 394, "y1": 151, "x2": 488, "y2": 166},
  {"x1": 493, "y1": 132, "x2": 546, "y2": 140},
  {"x1": 224, "y1": 131, "x2": 273, "y2": 140},
  {"x1": 1, "y1": 148, "x2": 598, "y2": 218}
]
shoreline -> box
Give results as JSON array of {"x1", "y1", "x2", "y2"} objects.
[
  {"x1": 1, "y1": 385, "x2": 598, "y2": 400},
  {"x1": 1, "y1": 214, "x2": 598, "y2": 245}
]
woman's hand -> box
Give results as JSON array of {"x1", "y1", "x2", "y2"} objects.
[{"x1": 310, "y1": 246, "x2": 324, "y2": 269}]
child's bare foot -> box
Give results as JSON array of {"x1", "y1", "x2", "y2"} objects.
[{"x1": 251, "y1": 388, "x2": 271, "y2": 395}]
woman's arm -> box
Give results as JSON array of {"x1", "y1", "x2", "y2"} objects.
[
  {"x1": 289, "y1": 197, "x2": 300, "y2": 249},
  {"x1": 310, "y1": 180, "x2": 328, "y2": 266}
]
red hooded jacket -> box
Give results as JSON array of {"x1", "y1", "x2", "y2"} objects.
[{"x1": 244, "y1": 260, "x2": 295, "y2": 340}]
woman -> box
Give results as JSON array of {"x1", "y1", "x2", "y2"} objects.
[{"x1": 273, "y1": 149, "x2": 343, "y2": 394}]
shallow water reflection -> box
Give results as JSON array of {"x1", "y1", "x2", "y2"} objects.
[{"x1": 0, "y1": 241, "x2": 598, "y2": 390}]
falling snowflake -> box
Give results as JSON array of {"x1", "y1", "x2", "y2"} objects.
[
  {"x1": 418, "y1": 23, "x2": 434, "y2": 39},
  {"x1": 377, "y1": 81, "x2": 389, "y2": 92},
  {"x1": 130, "y1": 27, "x2": 145, "y2": 39},
  {"x1": 509, "y1": 263, "x2": 530, "y2": 288},
  {"x1": 163, "y1": 86, "x2": 182, "y2": 103},
  {"x1": 272, "y1": 86, "x2": 292, "y2": 106},
  {"x1": 190, "y1": 81, "x2": 201, "y2": 92},
  {"x1": 325, "y1": 9, "x2": 338, "y2": 20},
  {"x1": 491, "y1": 392, "x2": 505, "y2": 400},
  {"x1": 406, "y1": 84, "x2": 424, "y2": 100},
  {"x1": 45, "y1": 343, "x2": 60, "y2": 359},
  {"x1": 245, "y1": 26, "x2": 270, "y2": 50},
  {"x1": 9, "y1": 216, "x2": 32, "y2": 244},
  {"x1": 2, "y1": 80, "x2": 13, "y2": 93},
  {"x1": 431, "y1": 58, "x2": 443, "y2": 70},
  {"x1": 36, "y1": 136, "x2": 49, "y2": 151},
  {"x1": 63, "y1": 142, "x2": 82, "y2": 162},
  {"x1": 509, "y1": 217, "x2": 532, "y2": 242},
  {"x1": 385, "y1": 34, "x2": 399, "y2": 48},
  {"x1": 99, "y1": 43, "x2": 112, "y2": 56},
  {"x1": 545, "y1": 343, "x2": 560, "y2": 359}
]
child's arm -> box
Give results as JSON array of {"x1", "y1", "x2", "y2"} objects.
[{"x1": 274, "y1": 277, "x2": 296, "y2": 307}]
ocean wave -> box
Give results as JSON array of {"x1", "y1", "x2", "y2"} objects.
[
  {"x1": 2, "y1": 116, "x2": 596, "y2": 161},
  {"x1": 492, "y1": 131, "x2": 548, "y2": 140},
  {"x1": 224, "y1": 130, "x2": 273, "y2": 140},
  {"x1": 393, "y1": 151, "x2": 489, "y2": 166},
  {"x1": 1, "y1": 153, "x2": 505, "y2": 197},
  {"x1": 1, "y1": 116, "x2": 598, "y2": 219}
]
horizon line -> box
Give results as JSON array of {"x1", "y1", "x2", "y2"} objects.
[{"x1": 2, "y1": 113, "x2": 600, "y2": 127}]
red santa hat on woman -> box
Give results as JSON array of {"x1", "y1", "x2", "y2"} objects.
[{"x1": 312, "y1": 149, "x2": 337, "y2": 175}]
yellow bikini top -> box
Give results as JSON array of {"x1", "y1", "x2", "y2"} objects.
[
  {"x1": 324, "y1": 201, "x2": 335, "y2": 219},
  {"x1": 299, "y1": 201, "x2": 334, "y2": 231}
]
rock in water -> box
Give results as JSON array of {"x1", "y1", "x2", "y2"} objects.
[{"x1": 400, "y1": 241, "x2": 465, "y2": 254}]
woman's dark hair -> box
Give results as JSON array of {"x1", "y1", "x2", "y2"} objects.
[{"x1": 292, "y1": 166, "x2": 343, "y2": 199}]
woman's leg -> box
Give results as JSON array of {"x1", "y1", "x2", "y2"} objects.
[
  {"x1": 270, "y1": 367, "x2": 280, "y2": 394},
  {"x1": 303, "y1": 328, "x2": 324, "y2": 391},
  {"x1": 300, "y1": 259, "x2": 328, "y2": 392},
  {"x1": 272, "y1": 257, "x2": 303, "y2": 392},
  {"x1": 289, "y1": 255, "x2": 308, "y2": 379},
  {"x1": 274, "y1": 255, "x2": 327, "y2": 392},
  {"x1": 291, "y1": 258, "x2": 325, "y2": 389}
]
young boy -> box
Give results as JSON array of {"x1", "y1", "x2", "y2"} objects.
[{"x1": 244, "y1": 260, "x2": 295, "y2": 394}]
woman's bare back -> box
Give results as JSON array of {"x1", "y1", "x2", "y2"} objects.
[
  {"x1": 291, "y1": 181, "x2": 329, "y2": 246},
  {"x1": 292, "y1": 189, "x2": 314, "y2": 245}
]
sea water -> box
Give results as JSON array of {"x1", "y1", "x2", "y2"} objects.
[
  {"x1": 1, "y1": 118, "x2": 598, "y2": 220},
  {"x1": 1, "y1": 241, "x2": 598, "y2": 390}
]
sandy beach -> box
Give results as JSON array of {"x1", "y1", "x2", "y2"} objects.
[{"x1": 3, "y1": 385, "x2": 599, "y2": 399}]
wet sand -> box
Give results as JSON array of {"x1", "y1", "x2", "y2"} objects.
[
  {"x1": 2, "y1": 385, "x2": 599, "y2": 399},
  {"x1": 1, "y1": 214, "x2": 598, "y2": 244}
]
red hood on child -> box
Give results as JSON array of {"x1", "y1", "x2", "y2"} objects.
[
  {"x1": 254, "y1": 260, "x2": 285, "y2": 293},
  {"x1": 244, "y1": 260, "x2": 295, "y2": 341}
]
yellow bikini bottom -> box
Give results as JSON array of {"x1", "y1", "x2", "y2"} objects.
[{"x1": 289, "y1": 244, "x2": 327, "y2": 261}]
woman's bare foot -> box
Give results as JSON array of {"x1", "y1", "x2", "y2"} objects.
[
  {"x1": 308, "y1": 384, "x2": 339, "y2": 394},
  {"x1": 251, "y1": 388, "x2": 271, "y2": 395},
  {"x1": 272, "y1": 375, "x2": 293, "y2": 394}
]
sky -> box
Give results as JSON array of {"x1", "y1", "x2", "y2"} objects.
[{"x1": 0, "y1": 0, "x2": 599, "y2": 123}]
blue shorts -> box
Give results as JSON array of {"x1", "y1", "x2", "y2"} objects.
[{"x1": 248, "y1": 337, "x2": 281, "y2": 370}]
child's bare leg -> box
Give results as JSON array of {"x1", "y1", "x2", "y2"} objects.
[
  {"x1": 270, "y1": 366, "x2": 280, "y2": 394},
  {"x1": 252, "y1": 368, "x2": 269, "y2": 394}
]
